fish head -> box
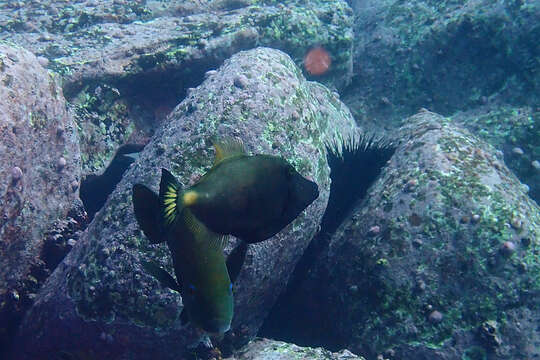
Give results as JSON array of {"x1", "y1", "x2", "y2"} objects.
[
  {"x1": 283, "y1": 164, "x2": 319, "y2": 220},
  {"x1": 184, "y1": 281, "x2": 234, "y2": 334}
]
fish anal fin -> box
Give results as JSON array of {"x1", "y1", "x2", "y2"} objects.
[
  {"x1": 226, "y1": 241, "x2": 248, "y2": 283},
  {"x1": 132, "y1": 184, "x2": 165, "y2": 244},
  {"x1": 141, "y1": 260, "x2": 182, "y2": 292},
  {"x1": 213, "y1": 137, "x2": 246, "y2": 165},
  {"x1": 180, "y1": 307, "x2": 190, "y2": 325},
  {"x1": 214, "y1": 234, "x2": 228, "y2": 252}
]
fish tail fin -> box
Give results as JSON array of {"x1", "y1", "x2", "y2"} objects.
[
  {"x1": 132, "y1": 184, "x2": 165, "y2": 244},
  {"x1": 159, "y1": 168, "x2": 182, "y2": 231}
]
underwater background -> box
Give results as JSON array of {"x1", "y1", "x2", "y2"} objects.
[{"x1": 0, "y1": 1, "x2": 539, "y2": 359}]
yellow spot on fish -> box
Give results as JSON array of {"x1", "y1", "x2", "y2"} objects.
[{"x1": 183, "y1": 191, "x2": 198, "y2": 206}]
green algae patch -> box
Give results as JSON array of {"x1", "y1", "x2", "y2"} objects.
[
  {"x1": 67, "y1": 199, "x2": 182, "y2": 329},
  {"x1": 72, "y1": 84, "x2": 134, "y2": 174},
  {"x1": 344, "y1": 0, "x2": 540, "y2": 132},
  {"x1": 453, "y1": 105, "x2": 540, "y2": 203},
  {"x1": 462, "y1": 346, "x2": 487, "y2": 360}
]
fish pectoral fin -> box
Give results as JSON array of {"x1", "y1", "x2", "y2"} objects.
[
  {"x1": 226, "y1": 241, "x2": 248, "y2": 283},
  {"x1": 183, "y1": 209, "x2": 228, "y2": 250},
  {"x1": 141, "y1": 260, "x2": 182, "y2": 293},
  {"x1": 213, "y1": 137, "x2": 246, "y2": 165},
  {"x1": 159, "y1": 168, "x2": 182, "y2": 231},
  {"x1": 132, "y1": 184, "x2": 165, "y2": 244}
]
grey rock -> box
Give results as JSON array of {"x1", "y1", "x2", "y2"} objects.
[
  {"x1": 0, "y1": 42, "x2": 81, "y2": 349},
  {"x1": 343, "y1": 0, "x2": 540, "y2": 130},
  {"x1": 451, "y1": 104, "x2": 540, "y2": 203},
  {"x1": 293, "y1": 110, "x2": 540, "y2": 359},
  {"x1": 13, "y1": 47, "x2": 358, "y2": 360},
  {"x1": 225, "y1": 338, "x2": 365, "y2": 360},
  {"x1": 0, "y1": 0, "x2": 354, "y2": 177}
]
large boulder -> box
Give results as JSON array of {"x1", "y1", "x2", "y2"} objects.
[
  {"x1": 13, "y1": 47, "x2": 358, "y2": 360},
  {"x1": 0, "y1": 43, "x2": 81, "y2": 352},
  {"x1": 0, "y1": 0, "x2": 354, "y2": 176},
  {"x1": 0, "y1": 0, "x2": 353, "y2": 90},
  {"x1": 451, "y1": 104, "x2": 540, "y2": 204},
  {"x1": 343, "y1": 1, "x2": 540, "y2": 206},
  {"x1": 343, "y1": 0, "x2": 540, "y2": 129},
  {"x1": 281, "y1": 110, "x2": 540, "y2": 359}
]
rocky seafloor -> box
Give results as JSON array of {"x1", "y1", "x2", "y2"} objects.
[{"x1": 0, "y1": 1, "x2": 538, "y2": 360}]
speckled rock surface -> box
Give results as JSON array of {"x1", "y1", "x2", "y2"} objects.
[
  {"x1": 343, "y1": 0, "x2": 540, "y2": 129},
  {"x1": 0, "y1": 43, "x2": 81, "y2": 350},
  {"x1": 0, "y1": 0, "x2": 354, "y2": 176},
  {"x1": 345, "y1": 1, "x2": 540, "y2": 206},
  {"x1": 0, "y1": 0, "x2": 353, "y2": 89},
  {"x1": 225, "y1": 338, "x2": 364, "y2": 360},
  {"x1": 291, "y1": 110, "x2": 540, "y2": 359},
  {"x1": 12, "y1": 47, "x2": 358, "y2": 360},
  {"x1": 451, "y1": 104, "x2": 540, "y2": 204},
  {"x1": 0, "y1": 0, "x2": 353, "y2": 86}
]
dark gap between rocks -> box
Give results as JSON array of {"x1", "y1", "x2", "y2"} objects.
[
  {"x1": 0, "y1": 204, "x2": 88, "y2": 359},
  {"x1": 3, "y1": 59, "x2": 220, "y2": 358},
  {"x1": 76, "y1": 56, "x2": 223, "y2": 219},
  {"x1": 80, "y1": 143, "x2": 145, "y2": 221},
  {"x1": 259, "y1": 136, "x2": 396, "y2": 351}
]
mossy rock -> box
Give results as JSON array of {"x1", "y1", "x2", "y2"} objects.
[
  {"x1": 13, "y1": 47, "x2": 358, "y2": 360},
  {"x1": 296, "y1": 110, "x2": 539, "y2": 359}
]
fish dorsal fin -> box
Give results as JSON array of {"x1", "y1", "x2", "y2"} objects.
[
  {"x1": 159, "y1": 168, "x2": 182, "y2": 230},
  {"x1": 213, "y1": 137, "x2": 246, "y2": 165},
  {"x1": 183, "y1": 208, "x2": 227, "y2": 251}
]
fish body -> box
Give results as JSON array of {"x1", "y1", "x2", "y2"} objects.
[
  {"x1": 133, "y1": 183, "x2": 233, "y2": 334},
  {"x1": 180, "y1": 141, "x2": 319, "y2": 243},
  {"x1": 132, "y1": 138, "x2": 319, "y2": 333},
  {"x1": 167, "y1": 208, "x2": 233, "y2": 334}
]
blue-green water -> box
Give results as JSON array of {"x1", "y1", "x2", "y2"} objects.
[{"x1": 0, "y1": 1, "x2": 538, "y2": 359}]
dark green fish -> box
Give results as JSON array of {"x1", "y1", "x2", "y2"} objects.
[
  {"x1": 171, "y1": 138, "x2": 319, "y2": 243},
  {"x1": 132, "y1": 138, "x2": 318, "y2": 333},
  {"x1": 133, "y1": 181, "x2": 234, "y2": 334}
]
